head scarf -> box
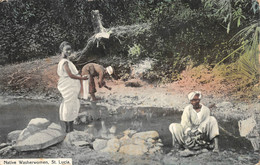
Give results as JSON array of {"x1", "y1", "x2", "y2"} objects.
[
  {"x1": 188, "y1": 91, "x2": 202, "y2": 101},
  {"x1": 59, "y1": 41, "x2": 70, "y2": 53},
  {"x1": 106, "y1": 66, "x2": 113, "y2": 75}
]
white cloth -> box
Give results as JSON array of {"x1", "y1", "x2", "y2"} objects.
[
  {"x1": 181, "y1": 104, "x2": 210, "y2": 134},
  {"x1": 106, "y1": 66, "x2": 113, "y2": 75},
  {"x1": 82, "y1": 77, "x2": 89, "y2": 100},
  {"x1": 188, "y1": 91, "x2": 201, "y2": 100},
  {"x1": 169, "y1": 104, "x2": 219, "y2": 146},
  {"x1": 57, "y1": 59, "x2": 81, "y2": 122}
]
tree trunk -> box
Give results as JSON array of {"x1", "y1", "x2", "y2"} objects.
[
  {"x1": 91, "y1": 10, "x2": 107, "y2": 33},
  {"x1": 73, "y1": 10, "x2": 109, "y2": 62}
]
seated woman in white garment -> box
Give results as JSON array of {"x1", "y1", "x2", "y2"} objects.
[
  {"x1": 57, "y1": 41, "x2": 88, "y2": 133},
  {"x1": 169, "y1": 91, "x2": 219, "y2": 152}
]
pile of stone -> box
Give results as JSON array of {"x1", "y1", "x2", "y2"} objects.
[
  {"x1": 92, "y1": 130, "x2": 163, "y2": 156},
  {"x1": 1, "y1": 118, "x2": 163, "y2": 157}
]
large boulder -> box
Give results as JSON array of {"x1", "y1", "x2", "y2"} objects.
[
  {"x1": 61, "y1": 130, "x2": 93, "y2": 148},
  {"x1": 7, "y1": 130, "x2": 22, "y2": 144},
  {"x1": 93, "y1": 139, "x2": 108, "y2": 151},
  {"x1": 132, "y1": 138, "x2": 145, "y2": 146},
  {"x1": 17, "y1": 118, "x2": 50, "y2": 142},
  {"x1": 132, "y1": 131, "x2": 159, "y2": 140},
  {"x1": 13, "y1": 118, "x2": 65, "y2": 151},
  {"x1": 238, "y1": 117, "x2": 259, "y2": 151},
  {"x1": 123, "y1": 129, "x2": 137, "y2": 137},
  {"x1": 119, "y1": 135, "x2": 133, "y2": 146},
  {"x1": 238, "y1": 117, "x2": 257, "y2": 137},
  {"x1": 100, "y1": 138, "x2": 120, "y2": 153},
  {"x1": 119, "y1": 144, "x2": 148, "y2": 156},
  {"x1": 148, "y1": 146, "x2": 161, "y2": 155}
]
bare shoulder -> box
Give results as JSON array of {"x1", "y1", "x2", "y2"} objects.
[
  {"x1": 92, "y1": 63, "x2": 103, "y2": 68},
  {"x1": 58, "y1": 58, "x2": 67, "y2": 64},
  {"x1": 83, "y1": 63, "x2": 97, "y2": 68},
  {"x1": 93, "y1": 63, "x2": 104, "y2": 71},
  {"x1": 82, "y1": 63, "x2": 90, "y2": 69}
]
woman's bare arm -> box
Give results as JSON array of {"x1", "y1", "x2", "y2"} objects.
[{"x1": 64, "y1": 62, "x2": 88, "y2": 80}]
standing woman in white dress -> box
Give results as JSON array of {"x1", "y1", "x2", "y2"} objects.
[{"x1": 57, "y1": 41, "x2": 88, "y2": 133}]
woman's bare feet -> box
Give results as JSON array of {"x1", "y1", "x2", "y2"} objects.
[
  {"x1": 90, "y1": 93, "x2": 100, "y2": 101},
  {"x1": 212, "y1": 137, "x2": 219, "y2": 153}
]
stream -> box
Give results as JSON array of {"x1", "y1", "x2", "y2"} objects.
[{"x1": 0, "y1": 97, "x2": 253, "y2": 154}]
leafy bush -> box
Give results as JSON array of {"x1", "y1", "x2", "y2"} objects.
[
  {"x1": 0, "y1": 0, "x2": 143, "y2": 65},
  {"x1": 0, "y1": 0, "x2": 258, "y2": 86}
]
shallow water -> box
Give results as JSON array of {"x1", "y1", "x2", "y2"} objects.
[{"x1": 0, "y1": 98, "x2": 253, "y2": 154}]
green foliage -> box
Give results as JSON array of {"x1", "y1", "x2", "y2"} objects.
[
  {"x1": 0, "y1": 0, "x2": 95, "y2": 64},
  {"x1": 232, "y1": 7, "x2": 246, "y2": 27},
  {"x1": 0, "y1": 0, "x2": 259, "y2": 86},
  {"x1": 128, "y1": 44, "x2": 143, "y2": 60},
  {"x1": 0, "y1": 0, "x2": 150, "y2": 65},
  {"x1": 237, "y1": 51, "x2": 259, "y2": 84},
  {"x1": 217, "y1": 21, "x2": 260, "y2": 86},
  {"x1": 231, "y1": 21, "x2": 259, "y2": 51},
  {"x1": 100, "y1": 0, "x2": 258, "y2": 83},
  {"x1": 213, "y1": 56, "x2": 259, "y2": 100},
  {"x1": 201, "y1": 0, "x2": 259, "y2": 33},
  {"x1": 201, "y1": 0, "x2": 260, "y2": 92}
]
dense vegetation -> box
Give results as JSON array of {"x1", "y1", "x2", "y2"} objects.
[{"x1": 0, "y1": 0, "x2": 259, "y2": 88}]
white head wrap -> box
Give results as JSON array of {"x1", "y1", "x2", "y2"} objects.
[
  {"x1": 188, "y1": 91, "x2": 202, "y2": 101},
  {"x1": 106, "y1": 66, "x2": 113, "y2": 75}
]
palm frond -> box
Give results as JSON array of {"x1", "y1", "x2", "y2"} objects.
[
  {"x1": 215, "y1": 41, "x2": 248, "y2": 66},
  {"x1": 230, "y1": 21, "x2": 258, "y2": 43},
  {"x1": 237, "y1": 51, "x2": 259, "y2": 83},
  {"x1": 217, "y1": 21, "x2": 259, "y2": 71}
]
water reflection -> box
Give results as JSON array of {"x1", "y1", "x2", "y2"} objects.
[
  {"x1": 130, "y1": 120, "x2": 143, "y2": 131},
  {"x1": 85, "y1": 120, "x2": 117, "y2": 139},
  {"x1": 146, "y1": 109, "x2": 153, "y2": 123}
]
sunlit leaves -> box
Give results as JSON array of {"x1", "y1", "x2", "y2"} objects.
[
  {"x1": 202, "y1": 0, "x2": 258, "y2": 33},
  {"x1": 232, "y1": 7, "x2": 246, "y2": 27}
]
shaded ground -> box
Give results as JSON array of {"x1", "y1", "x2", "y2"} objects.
[
  {"x1": 0, "y1": 57, "x2": 259, "y2": 164},
  {"x1": 3, "y1": 144, "x2": 259, "y2": 165}
]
